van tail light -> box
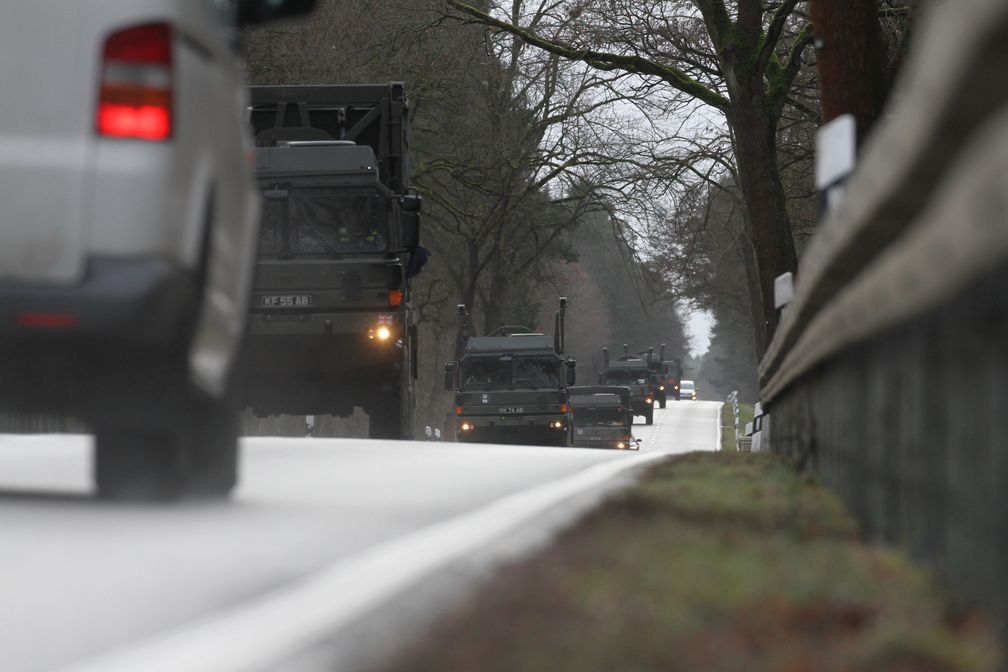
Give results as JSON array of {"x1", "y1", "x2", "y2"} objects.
[{"x1": 97, "y1": 23, "x2": 173, "y2": 141}]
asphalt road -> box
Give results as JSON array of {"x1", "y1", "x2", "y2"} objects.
[{"x1": 0, "y1": 400, "x2": 720, "y2": 672}]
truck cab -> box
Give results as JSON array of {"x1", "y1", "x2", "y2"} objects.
[{"x1": 599, "y1": 347, "x2": 655, "y2": 425}]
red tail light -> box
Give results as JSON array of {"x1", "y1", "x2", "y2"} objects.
[
  {"x1": 16, "y1": 313, "x2": 79, "y2": 330},
  {"x1": 388, "y1": 289, "x2": 404, "y2": 308},
  {"x1": 97, "y1": 23, "x2": 173, "y2": 141}
]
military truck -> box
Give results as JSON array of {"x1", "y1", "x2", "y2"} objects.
[
  {"x1": 445, "y1": 298, "x2": 576, "y2": 446},
  {"x1": 241, "y1": 84, "x2": 422, "y2": 439},
  {"x1": 569, "y1": 386, "x2": 638, "y2": 450},
  {"x1": 636, "y1": 344, "x2": 682, "y2": 407},
  {"x1": 599, "y1": 346, "x2": 655, "y2": 424}
]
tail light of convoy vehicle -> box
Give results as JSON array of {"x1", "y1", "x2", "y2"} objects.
[
  {"x1": 97, "y1": 23, "x2": 173, "y2": 141},
  {"x1": 388, "y1": 289, "x2": 404, "y2": 308}
]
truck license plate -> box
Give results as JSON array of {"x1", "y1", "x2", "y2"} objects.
[
  {"x1": 499, "y1": 407, "x2": 524, "y2": 414},
  {"x1": 261, "y1": 295, "x2": 311, "y2": 308}
]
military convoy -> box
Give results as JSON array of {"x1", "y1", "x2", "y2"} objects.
[
  {"x1": 241, "y1": 84, "x2": 422, "y2": 439},
  {"x1": 445, "y1": 298, "x2": 576, "y2": 446}
]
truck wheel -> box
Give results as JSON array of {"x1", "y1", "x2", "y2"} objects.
[
  {"x1": 368, "y1": 399, "x2": 402, "y2": 440},
  {"x1": 659, "y1": 396, "x2": 667, "y2": 409},
  {"x1": 645, "y1": 408, "x2": 654, "y2": 425}
]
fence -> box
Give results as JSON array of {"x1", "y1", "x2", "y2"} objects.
[{"x1": 759, "y1": 0, "x2": 1008, "y2": 643}]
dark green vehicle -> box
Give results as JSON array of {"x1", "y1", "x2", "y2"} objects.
[
  {"x1": 599, "y1": 347, "x2": 655, "y2": 425},
  {"x1": 445, "y1": 299, "x2": 576, "y2": 446},
  {"x1": 569, "y1": 386, "x2": 638, "y2": 450},
  {"x1": 636, "y1": 344, "x2": 682, "y2": 407},
  {"x1": 241, "y1": 84, "x2": 422, "y2": 439}
]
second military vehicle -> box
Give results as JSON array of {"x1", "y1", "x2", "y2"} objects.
[
  {"x1": 241, "y1": 84, "x2": 422, "y2": 440},
  {"x1": 599, "y1": 346, "x2": 655, "y2": 424},
  {"x1": 445, "y1": 299, "x2": 576, "y2": 446},
  {"x1": 569, "y1": 386, "x2": 637, "y2": 450}
]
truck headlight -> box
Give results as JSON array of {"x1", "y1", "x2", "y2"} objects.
[{"x1": 460, "y1": 422, "x2": 472, "y2": 432}]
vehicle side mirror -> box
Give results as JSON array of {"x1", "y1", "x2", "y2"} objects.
[
  {"x1": 566, "y1": 358, "x2": 576, "y2": 386},
  {"x1": 444, "y1": 361, "x2": 457, "y2": 391},
  {"x1": 401, "y1": 194, "x2": 422, "y2": 213},
  {"x1": 401, "y1": 211, "x2": 420, "y2": 250},
  {"x1": 235, "y1": 0, "x2": 318, "y2": 26}
]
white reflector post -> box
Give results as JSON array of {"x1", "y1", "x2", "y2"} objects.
[{"x1": 774, "y1": 272, "x2": 795, "y2": 309}]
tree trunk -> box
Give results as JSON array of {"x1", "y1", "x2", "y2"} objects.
[
  {"x1": 727, "y1": 86, "x2": 798, "y2": 352},
  {"x1": 810, "y1": 0, "x2": 889, "y2": 144}
]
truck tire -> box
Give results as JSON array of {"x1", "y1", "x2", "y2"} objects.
[
  {"x1": 645, "y1": 407, "x2": 654, "y2": 425},
  {"x1": 659, "y1": 395, "x2": 667, "y2": 409}
]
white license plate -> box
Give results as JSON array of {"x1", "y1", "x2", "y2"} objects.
[
  {"x1": 261, "y1": 295, "x2": 311, "y2": 308},
  {"x1": 499, "y1": 407, "x2": 524, "y2": 414}
]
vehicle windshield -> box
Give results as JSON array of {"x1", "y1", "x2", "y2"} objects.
[
  {"x1": 460, "y1": 355, "x2": 561, "y2": 390},
  {"x1": 258, "y1": 187, "x2": 387, "y2": 257},
  {"x1": 573, "y1": 405, "x2": 626, "y2": 427},
  {"x1": 680, "y1": 381, "x2": 695, "y2": 391},
  {"x1": 602, "y1": 369, "x2": 648, "y2": 386}
]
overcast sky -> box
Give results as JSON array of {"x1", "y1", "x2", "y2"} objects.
[{"x1": 686, "y1": 309, "x2": 713, "y2": 356}]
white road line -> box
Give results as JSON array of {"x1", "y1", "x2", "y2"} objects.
[{"x1": 55, "y1": 451, "x2": 668, "y2": 672}]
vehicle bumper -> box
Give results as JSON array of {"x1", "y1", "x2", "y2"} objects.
[
  {"x1": 456, "y1": 414, "x2": 570, "y2": 443},
  {"x1": 0, "y1": 257, "x2": 197, "y2": 418},
  {"x1": 0, "y1": 257, "x2": 195, "y2": 344}
]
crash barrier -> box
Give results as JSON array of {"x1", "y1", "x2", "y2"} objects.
[
  {"x1": 758, "y1": 0, "x2": 1008, "y2": 643},
  {"x1": 726, "y1": 391, "x2": 740, "y2": 449}
]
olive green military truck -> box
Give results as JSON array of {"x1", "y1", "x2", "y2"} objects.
[
  {"x1": 599, "y1": 346, "x2": 655, "y2": 425},
  {"x1": 569, "y1": 386, "x2": 638, "y2": 450},
  {"x1": 241, "y1": 84, "x2": 422, "y2": 439},
  {"x1": 445, "y1": 299, "x2": 576, "y2": 446}
]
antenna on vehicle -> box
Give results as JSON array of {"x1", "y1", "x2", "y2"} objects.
[
  {"x1": 660, "y1": 343, "x2": 666, "y2": 361},
  {"x1": 647, "y1": 347, "x2": 654, "y2": 364},
  {"x1": 455, "y1": 304, "x2": 472, "y2": 360},
  {"x1": 554, "y1": 296, "x2": 567, "y2": 354},
  {"x1": 623, "y1": 343, "x2": 629, "y2": 358},
  {"x1": 602, "y1": 347, "x2": 609, "y2": 368}
]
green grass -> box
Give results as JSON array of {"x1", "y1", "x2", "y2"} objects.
[
  {"x1": 721, "y1": 401, "x2": 755, "y2": 451},
  {"x1": 375, "y1": 452, "x2": 999, "y2": 672}
]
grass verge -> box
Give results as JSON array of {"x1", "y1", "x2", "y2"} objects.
[{"x1": 373, "y1": 452, "x2": 998, "y2": 672}]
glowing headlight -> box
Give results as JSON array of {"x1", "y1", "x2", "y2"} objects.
[
  {"x1": 645, "y1": 397, "x2": 653, "y2": 405},
  {"x1": 376, "y1": 326, "x2": 391, "y2": 340},
  {"x1": 659, "y1": 385, "x2": 665, "y2": 391},
  {"x1": 552, "y1": 421, "x2": 564, "y2": 429},
  {"x1": 460, "y1": 422, "x2": 472, "y2": 431},
  {"x1": 617, "y1": 441, "x2": 626, "y2": 449}
]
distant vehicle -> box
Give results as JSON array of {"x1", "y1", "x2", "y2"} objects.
[
  {"x1": 446, "y1": 298, "x2": 576, "y2": 446},
  {"x1": 636, "y1": 344, "x2": 682, "y2": 407},
  {"x1": 241, "y1": 83, "x2": 422, "y2": 440},
  {"x1": 0, "y1": 0, "x2": 316, "y2": 499},
  {"x1": 680, "y1": 379, "x2": 697, "y2": 400},
  {"x1": 599, "y1": 347, "x2": 655, "y2": 424},
  {"x1": 569, "y1": 386, "x2": 638, "y2": 450}
]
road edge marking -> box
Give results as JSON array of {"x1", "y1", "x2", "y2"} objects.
[{"x1": 55, "y1": 452, "x2": 667, "y2": 672}]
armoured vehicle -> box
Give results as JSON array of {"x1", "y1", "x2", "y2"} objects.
[
  {"x1": 599, "y1": 346, "x2": 655, "y2": 424},
  {"x1": 242, "y1": 84, "x2": 422, "y2": 439},
  {"x1": 569, "y1": 386, "x2": 637, "y2": 450},
  {"x1": 636, "y1": 344, "x2": 683, "y2": 407},
  {"x1": 445, "y1": 299, "x2": 576, "y2": 446}
]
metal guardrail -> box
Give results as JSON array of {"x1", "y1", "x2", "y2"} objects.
[
  {"x1": 757, "y1": 0, "x2": 1008, "y2": 644},
  {"x1": 759, "y1": 0, "x2": 1008, "y2": 403}
]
